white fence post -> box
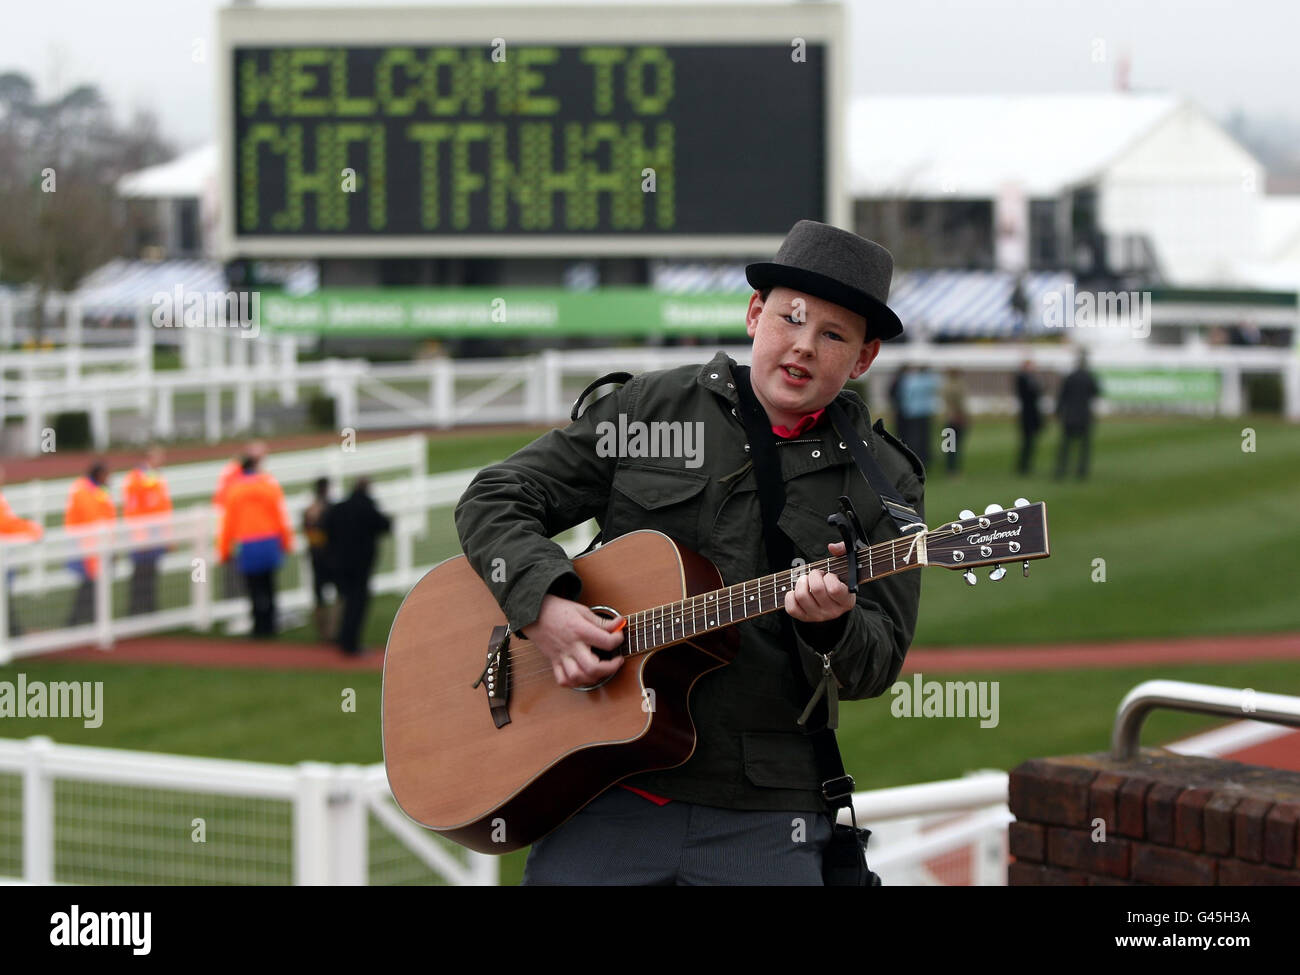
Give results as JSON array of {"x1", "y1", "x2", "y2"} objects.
[
  {"x1": 22, "y1": 736, "x2": 55, "y2": 884},
  {"x1": 294, "y1": 762, "x2": 332, "y2": 885},
  {"x1": 0, "y1": 291, "x2": 13, "y2": 348},
  {"x1": 194, "y1": 509, "x2": 214, "y2": 632},
  {"x1": 94, "y1": 524, "x2": 113, "y2": 649},
  {"x1": 0, "y1": 544, "x2": 9, "y2": 664},
  {"x1": 329, "y1": 765, "x2": 369, "y2": 886},
  {"x1": 1284, "y1": 357, "x2": 1300, "y2": 422},
  {"x1": 432, "y1": 358, "x2": 453, "y2": 427},
  {"x1": 278, "y1": 337, "x2": 298, "y2": 405},
  {"x1": 204, "y1": 385, "x2": 222, "y2": 442}
]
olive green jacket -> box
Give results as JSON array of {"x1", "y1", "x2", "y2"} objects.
[{"x1": 453, "y1": 350, "x2": 926, "y2": 813}]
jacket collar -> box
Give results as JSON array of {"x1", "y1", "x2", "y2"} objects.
[{"x1": 695, "y1": 349, "x2": 877, "y2": 434}]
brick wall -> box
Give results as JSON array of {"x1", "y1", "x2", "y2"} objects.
[{"x1": 1008, "y1": 749, "x2": 1300, "y2": 885}]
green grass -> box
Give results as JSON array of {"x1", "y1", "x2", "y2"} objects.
[
  {"x1": 3, "y1": 414, "x2": 1298, "y2": 884},
  {"x1": 898, "y1": 414, "x2": 1300, "y2": 645},
  {"x1": 3, "y1": 655, "x2": 1299, "y2": 885},
  {"x1": 274, "y1": 414, "x2": 1300, "y2": 651}
]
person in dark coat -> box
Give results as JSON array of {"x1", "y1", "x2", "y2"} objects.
[
  {"x1": 1055, "y1": 349, "x2": 1103, "y2": 480},
  {"x1": 302, "y1": 477, "x2": 334, "y2": 641},
  {"x1": 1014, "y1": 359, "x2": 1043, "y2": 475},
  {"x1": 323, "y1": 477, "x2": 392, "y2": 656}
]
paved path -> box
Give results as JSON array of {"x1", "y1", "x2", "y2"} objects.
[{"x1": 42, "y1": 630, "x2": 1299, "y2": 674}]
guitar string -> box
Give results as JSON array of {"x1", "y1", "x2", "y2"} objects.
[
  {"x1": 455, "y1": 516, "x2": 1033, "y2": 695},
  {"x1": 467, "y1": 550, "x2": 878, "y2": 695},
  {"x1": 487, "y1": 521, "x2": 1020, "y2": 691},
  {"x1": 491, "y1": 520, "x2": 1024, "y2": 691}
]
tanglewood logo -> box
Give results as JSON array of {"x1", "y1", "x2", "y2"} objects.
[{"x1": 966, "y1": 526, "x2": 1023, "y2": 545}]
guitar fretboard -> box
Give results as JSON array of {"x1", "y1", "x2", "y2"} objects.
[{"x1": 620, "y1": 530, "x2": 926, "y2": 656}]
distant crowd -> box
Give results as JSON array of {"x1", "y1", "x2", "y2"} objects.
[
  {"x1": 0, "y1": 441, "x2": 390, "y2": 655},
  {"x1": 889, "y1": 351, "x2": 1102, "y2": 479}
]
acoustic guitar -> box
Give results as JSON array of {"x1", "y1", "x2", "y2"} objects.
[{"x1": 382, "y1": 499, "x2": 1049, "y2": 853}]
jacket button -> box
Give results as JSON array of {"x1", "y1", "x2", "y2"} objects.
[
  {"x1": 710, "y1": 373, "x2": 719, "y2": 379},
  {"x1": 727, "y1": 382, "x2": 734, "y2": 389},
  {"x1": 743, "y1": 443, "x2": 750, "y2": 452},
  {"x1": 811, "y1": 450, "x2": 821, "y2": 458},
  {"x1": 838, "y1": 441, "x2": 847, "y2": 449},
  {"x1": 731, "y1": 407, "x2": 738, "y2": 417}
]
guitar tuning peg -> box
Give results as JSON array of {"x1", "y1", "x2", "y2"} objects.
[
  {"x1": 1022, "y1": 561, "x2": 1030, "y2": 578},
  {"x1": 984, "y1": 503, "x2": 1004, "y2": 515},
  {"x1": 1015, "y1": 497, "x2": 1029, "y2": 508},
  {"x1": 958, "y1": 509, "x2": 975, "y2": 520},
  {"x1": 962, "y1": 570, "x2": 977, "y2": 586},
  {"x1": 989, "y1": 565, "x2": 1007, "y2": 581}
]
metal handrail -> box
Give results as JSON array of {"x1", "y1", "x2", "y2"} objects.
[{"x1": 1112, "y1": 680, "x2": 1300, "y2": 760}]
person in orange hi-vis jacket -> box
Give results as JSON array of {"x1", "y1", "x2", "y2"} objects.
[
  {"x1": 213, "y1": 439, "x2": 266, "y2": 600},
  {"x1": 123, "y1": 445, "x2": 173, "y2": 616},
  {"x1": 218, "y1": 453, "x2": 293, "y2": 637},
  {"x1": 0, "y1": 463, "x2": 43, "y2": 637},
  {"x1": 64, "y1": 460, "x2": 116, "y2": 628}
]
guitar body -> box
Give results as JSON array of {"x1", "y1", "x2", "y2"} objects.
[{"x1": 382, "y1": 530, "x2": 739, "y2": 854}]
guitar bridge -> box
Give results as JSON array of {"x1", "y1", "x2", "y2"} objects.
[{"x1": 472, "y1": 625, "x2": 512, "y2": 728}]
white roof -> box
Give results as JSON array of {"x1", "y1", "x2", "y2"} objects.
[
  {"x1": 117, "y1": 145, "x2": 217, "y2": 199},
  {"x1": 1259, "y1": 196, "x2": 1300, "y2": 260},
  {"x1": 848, "y1": 92, "x2": 1182, "y2": 198}
]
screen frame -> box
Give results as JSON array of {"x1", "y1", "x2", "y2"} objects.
[{"x1": 215, "y1": 3, "x2": 847, "y2": 259}]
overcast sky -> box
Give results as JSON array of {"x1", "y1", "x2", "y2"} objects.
[{"x1": 2, "y1": 0, "x2": 1295, "y2": 149}]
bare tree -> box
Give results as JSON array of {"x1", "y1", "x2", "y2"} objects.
[{"x1": 0, "y1": 69, "x2": 173, "y2": 341}]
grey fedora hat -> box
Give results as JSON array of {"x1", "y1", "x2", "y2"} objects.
[{"x1": 746, "y1": 220, "x2": 904, "y2": 340}]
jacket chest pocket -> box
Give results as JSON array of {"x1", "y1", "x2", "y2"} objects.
[{"x1": 607, "y1": 463, "x2": 710, "y2": 549}]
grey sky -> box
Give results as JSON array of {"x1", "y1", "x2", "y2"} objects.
[{"x1": 2, "y1": 0, "x2": 1296, "y2": 149}]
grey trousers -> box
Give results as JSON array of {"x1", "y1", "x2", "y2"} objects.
[{"x1": 521, "y1": 786, "x2": 833, "y2": 886}]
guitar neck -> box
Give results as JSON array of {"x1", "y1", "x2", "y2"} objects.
[{"x1": 619, "y1": 530, "x2": 928, "y2": 657}]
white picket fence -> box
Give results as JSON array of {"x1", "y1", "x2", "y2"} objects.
[
  {"x1": 0, "y1": 736, "x2": 497, "y2": 885},
  {"x1": 0, "y1": 434, "x2": 427, "y2": 527},
  {"x1": 6, "y1": 339, "x2": 1297, "y2": 456},
  {"x1": 0, "y1": 465, "x2": 597, "y2": 663},
  {"x1": 0, "y1": 735, "x2": 1009, "y2": 886}
]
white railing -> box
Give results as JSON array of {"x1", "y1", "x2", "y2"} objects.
[
  {"x1": 0, "y1": 469, "x2": 596, "y2": 663},
  {"x1": 846, "y1": 770, "x2": 1011, "y2": 886},
  {"x1": 0, "y1": 434, "x2": 427, "y2": 527},
  {"x1": 0, "y1": 736, "x2": 497, "y2": 885},
  {"x1": 6, "y1": 340, "x2": 1296, "y2": 456},
  {"x1": 0, "y1": 734, "x2": 1008, "y2": 886}
]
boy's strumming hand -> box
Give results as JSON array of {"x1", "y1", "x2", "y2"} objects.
[{"x1": 530, "y1": 594, "x2": 626, "y2": 688}]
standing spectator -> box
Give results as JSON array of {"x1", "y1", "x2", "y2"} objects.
[
  {"x1": 897, "y1": 364, "x2": 939, "y2": 470},
  {"x1": 888, "y1": 364, "x2": 911, "y2": 435},
  {"x1": 64, "y1": 461, "x2": 116, "y2": 627},
  {"x1": 213, "y1": 440, "x2": 267, "y2": 600},
  {"x1": 122, "y1": 446, "x2": 172, "y2": 615},
  {"x1": 0, "y1": 465, "x2": 43, "y2": 636},
  {"x1": 218, "y1": 455, "x2": 293, "y2": 638},
  {"x1": 939, "y1": 368, "x2": 969, "y2": 475},
  {"x1": 1055, "y1": 349, "x2": 1103, "y2": 480},
  {"x1": 302, "y1": 477, "x2": 335, "y2": 641},
  {"x1": 323, "y1": 478, "x2": 391, "y2": 657},
  {"x1": 1014, "y1": 359, "x2": 1043, "y2": 475}
]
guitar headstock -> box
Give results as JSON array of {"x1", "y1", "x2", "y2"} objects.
[{"x1": 926, "y1": 498, "x2": 1049, "y2": 584}]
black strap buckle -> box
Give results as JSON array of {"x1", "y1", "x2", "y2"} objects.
[{"x1": 821, "y1": 774, "x2": 856, "y2": 803}]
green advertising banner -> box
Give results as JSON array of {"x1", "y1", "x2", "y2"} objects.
[
  {"x1": 1098, "y1": 369, "x2": 1221, "y2": 404},
  {"x1": 259, "y1": 288, "x2": 750, "y2": 336}
]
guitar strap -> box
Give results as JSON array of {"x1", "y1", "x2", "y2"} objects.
[
  {"x1": 733, "y1": 365, "x2": 886, "y2": 885},
  {"x1": 731, "y1": 366, "x2": 856, "y2": 812}
]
